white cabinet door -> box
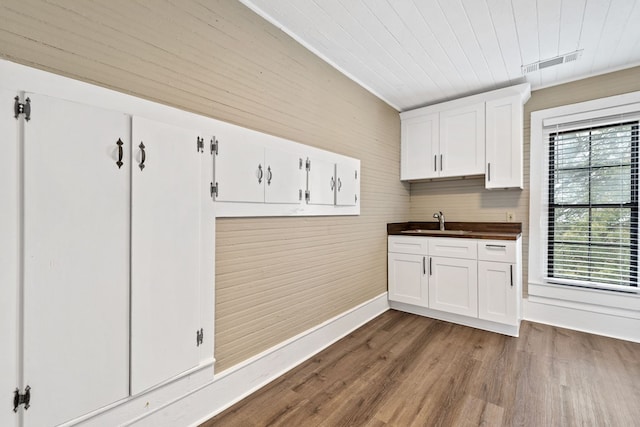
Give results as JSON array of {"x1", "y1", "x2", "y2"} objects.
[
  {"x1": 401, "y1": 113, "x2": 439, "y2": 180},
  {"x1": 306, "y1": 158, "x2": 336, "y2": 205},
  {"x1": 264, "y1": 146, "x2": 303, "y2": 204},
  {"x1": 335, "y1": 159, "x2": 359, "y2": 206},
  {"x1": 1, "y1": 89, "x2": 19, "y2": 427},
  {"x1": 439, "y1": 102, "x2": 485, "y2": 177},
  {"x1": 214, "y1": 129, "x2": 265, "y2": 203},
  {"x1": 388, "y1": 253, "x2": 429, "y2": 306},
  {"x1": 485, "y1": 96, "x2": 523, "y2": 189},
  {"x1": 478, "y1": 261, "x2": 517, "y2": 325},
  {"x1": 429, "y1": 256, "x2": 478, "y2": 317},
  {"x1": 131, "y1": 117, "x2": 202, "y2": 394},
  {"x1": 23, "y1": 94, "x2": 130, "y2": 426}
]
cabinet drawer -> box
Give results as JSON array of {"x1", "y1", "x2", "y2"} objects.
[
  {"x1": 388, "y1": 236, "x2": 428, "y2": 255},
  {"x1": 478, "y1": 240, "x2": 516, "y2": 263},
  {"x1": 428, "y1": 238, "x2": 477, "y2": 259}
]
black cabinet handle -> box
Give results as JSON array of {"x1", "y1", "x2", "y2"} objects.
[
  {"x1": 267, "y1": 166, "x2": 272, "y2": 185},
  {"x1": 510, "y1": 264, "x2": 513, "y2": 287},
  {"x1": 138, "y1": 142, "x2": 146, "y2": 171},
  {"x1": 423, "y1": 257, "x2": 426, "y2": 275},
  {"x1": 429, "y1": 257, "x2": 433, "y2": 276},
  {"x1": 116, "y1": 138, "x2": 124, "y2": 169},
  {"x1": 257, "y1": 164, "x2": 263, "y2": 184}
]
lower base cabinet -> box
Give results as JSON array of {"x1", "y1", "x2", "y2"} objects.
[
  {"x1": 388, "y1": 235, "x2": 522, "y2": 336},
  {"x1": 478, "y1": 262, "x2": 519, "y2": 325},
  {"x1": 429, "y1": 256, "x2": 478, "y2": 317},
  {"x1": 388, "y1": 253, "x2": 428, "y2": 306}
]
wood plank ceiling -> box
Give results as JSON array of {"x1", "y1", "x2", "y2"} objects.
[{"x1": 239, "y1": 0, "x2": 640, "y2": 111}]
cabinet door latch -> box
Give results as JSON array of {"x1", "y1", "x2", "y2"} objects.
[
  {"x1": 196, "y1": 328, "x2": 204, "y2": 347},
  {"x1": 13, "y1": 386, "x2": 31, "y2": 412},
  {"x1": 211, "y1": 138, "x2": 218, "y2": 155},
  {"x1": 197, "y1": 136, "x2": 204, "y2": 153}
]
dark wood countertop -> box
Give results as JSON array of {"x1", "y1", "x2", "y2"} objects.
[{"x1": 387, "y1": 221, "x2": 522, "y2": 241}]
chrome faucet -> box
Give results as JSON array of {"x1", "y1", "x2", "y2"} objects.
[{"x1": 433, "y1": 211, "x2": 445, "y2": 231}]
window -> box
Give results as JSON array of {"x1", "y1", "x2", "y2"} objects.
[{"x1": 547, "y1": 121, "x2": 639, "y2": 289}]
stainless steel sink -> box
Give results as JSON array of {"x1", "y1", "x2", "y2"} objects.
[{"x1": 400, "y1": 229, "x2": 472, "y2": 235}]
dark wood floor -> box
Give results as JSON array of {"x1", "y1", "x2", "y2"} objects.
[{"x1": 202, "y1": 310, "x2": 640, "y2": 426}]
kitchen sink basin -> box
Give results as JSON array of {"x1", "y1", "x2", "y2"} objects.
[{"x1": 400, "y1": 229, "x2": 472, "y2": 235}]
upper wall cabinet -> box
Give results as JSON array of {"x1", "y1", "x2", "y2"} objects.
[
  {"x1": 213, "y1": 128, "x2": 305, "y2": 205},
  {"x1": 400, "y1": 83, "x2": 530, "y2": 189},
  {"x1": 439, "y1": 102, "x2": 485, "y2": 177},
  {"x1": 485, "y1": 96, "x2": 524, "y2": 189},
  {"x1": 213, "y1": 125, "x2": 360, "y2": 217}
]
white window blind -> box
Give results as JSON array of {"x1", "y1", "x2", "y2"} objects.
[{"x1": 545, "y1": 115, "x2": 639, "y2": 292}]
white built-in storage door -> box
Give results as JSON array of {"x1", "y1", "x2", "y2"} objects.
[
  {"x1": 264, "y1": 146, "x2": 303, "y2": 204},
  {"x1": 335, "y1": 160, "x2": 359, "y2": 206},
  {"x1": 130, "y1": 117, "x2": 203, "y2": 394},
  {"x1": 306, "y1": 158, "x2": 336, "y2": 205},
  {"x1": 1, "y1": 89, "x2": 19, "y2": 427},
  {"x1": 439, "y1": 103, "x2": 485, "y2": 177},
  {"x1": 22, "y1": 94, "x2": 131, "y2": 426},
  {"x1": 214, "y1": 129, "x2": 265, "y2": 203}
]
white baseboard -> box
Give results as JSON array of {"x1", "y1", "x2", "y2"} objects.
[
  {"x1": 389, "y1": 301, "x2": 520, "y2": 337},
  {"x1": 523, "y1": 297, "x2": 640, "y2": 343},
  {"x1": 81, "y1": 292, "x2": 388, "y2": 427}
]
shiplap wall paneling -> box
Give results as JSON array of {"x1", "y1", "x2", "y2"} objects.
[{"x1": 0, "y1": 0, "x2": 408, "y2": 373}]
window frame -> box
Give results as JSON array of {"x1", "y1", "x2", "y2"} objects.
[
  {"x1": 529, "y1": 92, "x2": 640, "y2": 307},
  {"x1": 547, "y1": 121, "x2": 639, "y2": 288}
]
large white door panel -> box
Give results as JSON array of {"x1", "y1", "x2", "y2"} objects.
[
  {"x1": 131, "y1": 117, "x2": 201, "y2": 394},
  {"x1": 23, "y1": 93, "x2": 130, "y2": 426},
  {"x1": 1, "y1": 89, "x2": 19, "y2": 427}
]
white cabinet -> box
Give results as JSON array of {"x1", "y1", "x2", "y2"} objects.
[
  {"x1": 22, "y1": 93, "x2": 131, "y2": 426},
  {"x1": 1, "y1": 89, "x2": 21, "y2": 427},
  {"x1": 387, "y1": 233, "x2": 523, "y2": 336},
  {"x1": 212, "y1": 125, "x2": 360, "y2": 216},
  {"x1": 213, "y1": 129, "x2": 304, "y2": 204},
  {"x1": 485, "y1": 96, "x2": 523, "y2": 189},
  {"x1": 4, "y1": 93, "x2": 215, "y2": 425},
  {"x1": 399, "y1": 83, "x2": 530, "y2": 187},
  {"x1": 265, "y1": 146, "x2": 304, "y2": 204},
  {"x1": 335, "y1": 159, "x2": 359, "y2": 206},
  {"x1": 439, "y1": 102, "x2": 485, "y2": 177},
  {"x1": 306, "y1": 157, "x2": 336, "y2": 206},
  {"x1": 306, "y1": 157, "x2": 360, "y2": 207},
  {"x1": 387, "y1": 236, "x2": 428, "y2": 306},
  {"x1": 400, "y1": 103, "x2": 484, "y2": 180},
  {"x1": 478, "y1": 241, "x2": 521, "y2": 325},
  {"x1": 428, "y1": 238, "x2": 478, "y2": 317},
  {"x1": 400, "y1": 112, "x2": 439, "y2": 180},
  {"x1": 131, "y1": 117, "x2": 213, "y2": 394}
]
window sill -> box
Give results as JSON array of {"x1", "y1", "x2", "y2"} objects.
[{"x1": 528, "y1": 281, "x2": 640, "y2": 320}]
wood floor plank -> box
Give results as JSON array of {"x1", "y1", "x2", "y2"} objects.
[{"x1": 202, "y1": 310, "x2": 640, "y2": 427}]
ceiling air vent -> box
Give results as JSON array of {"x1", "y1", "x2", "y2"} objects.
[{"x1": 521, "y1": 50, "x2": 583, "y2": 75}]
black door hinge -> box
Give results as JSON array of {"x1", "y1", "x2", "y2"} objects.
[
  {"x1": 305, "y1": 158, "x2": 311, "y2": 172},
  {"x1": 196, "y1": 328, "x2": 204, "y2": 347},
  {"x1": 305, "y1": 190, "x2": 310, "y2": 203},
  {"x1": 13, "y1": 386, "x2": 31, "y2": 412},
  {"x1": 14, "y1": 96, "x2": 31, "y2": 121},
  {"x1": 210, "y1": 182, "x2": 218, "y2": 199},
  {"x1": 211, "y1": 138, "x2": 218, "y2": 155},
  {"x1": 197, "y1": 137, "x2": 204, "y2": 153}
]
